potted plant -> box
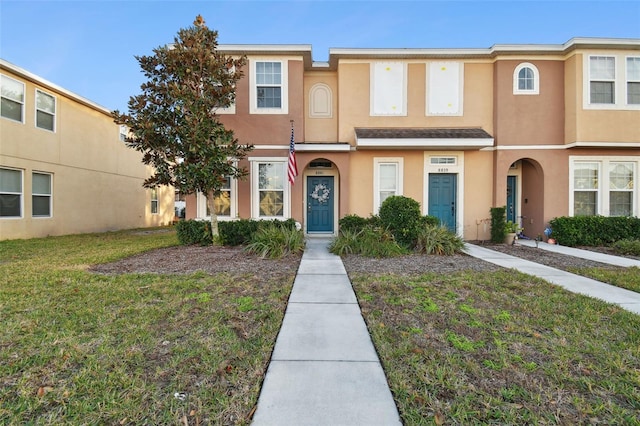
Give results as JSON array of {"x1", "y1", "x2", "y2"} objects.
[{"x1": 504, "y1": 220, "x2": 519, "y2": 245}]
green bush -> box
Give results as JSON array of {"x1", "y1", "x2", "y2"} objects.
[
  {"x1": 420, "y1": 215, "x2": 440, "y2": 227},
  {"x1": 175, "y1": 220, "x2": 213, "y2": 245},
  {"x1": 415, "y1": 225, "x2": 464, "y2": 255},
  {"x1": 612, "y1": 239, "x2": 640, "y2": 256},
  {"x1": 379, "y1": 196, "x2": 423, "y2": 248},
  {"x1": 218, "y1": 218, "x2": 298, "y2": 246},
  {"x1": 218, "y1": 219, "x2": 260, "y2": 246},
  {"x1": 338, "y1": 214, "x2": 381, "y2": 233},
  {"x1": 490, "y1": 207, "x2": 507, "y2": 243},
  {"x1": 329, "y1": 228, "x2": 407, "y2": 258},
  {"x1": 245, "y1": 223, "x2": 305, "y2": 259},
  {"x1": 549, "y1": 216, "x2": 640, "y2": 247}
]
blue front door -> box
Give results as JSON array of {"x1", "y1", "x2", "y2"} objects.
[
  {"x1": 428, "y1": 174, "x2": 457, "y2": 232},
  {"x1": 307, "y1": 176, "x2": 334, "y2": 233},
  {"x1": 506, "y1": 176, "x2": 517, "y2": 223}
]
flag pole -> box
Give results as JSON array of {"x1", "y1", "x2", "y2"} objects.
[{"x1": 287, "y1": 120, "x2": 298, "y2": 185}]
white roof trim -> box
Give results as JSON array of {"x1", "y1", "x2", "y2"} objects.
[{"x1": 295, "y1": 143, "x2": 351, "y2": 152}]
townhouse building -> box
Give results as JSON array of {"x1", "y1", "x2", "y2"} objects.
[
  {"x1": 183, "y1": 37, "x2": 639, "y2": 241},
  {"x1": 0, "y1": 60, "x2": 174, "y2": 240}
]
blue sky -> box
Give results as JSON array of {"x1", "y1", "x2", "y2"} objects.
[{"x1": 2, "y1": 0, "x2": 639, "y2": 112}]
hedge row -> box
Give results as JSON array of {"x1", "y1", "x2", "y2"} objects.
[
  {"x1": 549, "y1": 216, "x2": 640, "y2": 247},
  {"x1": 176, "y1": 218, "x2": 298, "y2": 246}
]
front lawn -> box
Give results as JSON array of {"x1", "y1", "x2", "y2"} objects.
[
  {"x1": 0, "y1": 229, "x2": 295, "y2": 425},
  {"x1": 351, "y1": 269, "x2": 640, "y2": 425}
]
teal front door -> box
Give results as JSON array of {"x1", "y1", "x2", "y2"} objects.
[
  {"x1": 506, "y1": 176, "x2": 517, "y2": 223},
  {"x1": 428, "y1": 174, "x2": 457, "y2": 232},
  {"x1": 307, "y1": 176, "x2": 334, "y2": 233}
]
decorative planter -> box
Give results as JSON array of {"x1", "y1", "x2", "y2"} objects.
[{"x1": 504, "y1": 233, "x2": 517, "y2": 245}]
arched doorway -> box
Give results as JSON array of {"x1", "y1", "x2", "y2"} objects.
[{"x1": 507, "y1": 158, "x2": 544, "y2": 238}]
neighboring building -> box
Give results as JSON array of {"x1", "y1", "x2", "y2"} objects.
[
  {"x1": 181, "y1": 38, "x2": 638, "y2": 240},
  {"x1": 1, "y1": 60, "x2": 174, "y2": 240}
]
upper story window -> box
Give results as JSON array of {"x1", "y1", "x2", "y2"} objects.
[
  {"x1": 585, "y1": 54, "x2": 640, "y2": 109},
  {"x1": 589, "y1": 56, "x2": 615, "y2": 104},
  {"x1": 371, "y1": 62, "x2": 406, "y2": 116},
  {"x1": 427, "y1": 62, "x2": 463, "y2": 116},
  {"x1": 35, "y1": 89, "x2": 56, "y2": 131},
  {"x1": 119, "y1": 125, "x2": 128, "y2": 142},
  {"x1": 513, "y1": 63, "x2": 539, "y2": 95},
  {"x1": 0, "y1": 167, "x2": 23, "y2": 218},
  {"x1": 250, "y1": 60, "x2": 288, "y2": 114},
  {"x1": 627, "y1": 57, "x2": 640, "y2": 105},
  {"x1": 1, "y1": 74, "x2": 25, "y2": 122}
]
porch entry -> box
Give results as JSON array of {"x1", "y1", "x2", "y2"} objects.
[
  {"x1": 428, "y1": 173, "x2": 457, "y2": 232},
  {"x1": 506, "y1": 175, "x2": 517, "y2": 224},
  {"x1": 307, "y1": 176, "x2": 334, "y2": 233}
]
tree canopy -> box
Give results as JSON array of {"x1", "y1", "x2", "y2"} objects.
[{"x1": 112, "y1": 15, "x2": 252, "y2": 237}]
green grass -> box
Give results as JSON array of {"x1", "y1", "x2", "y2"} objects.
[
  {"x1": 352, "y1": 269, "x2": 640, "y2": 425},
  {"x1": 0, "y1": 228, "x2": 295, "y2": 425},
  {"x1": 568, "y1": 266, "x2": 640, "y2": 293}
]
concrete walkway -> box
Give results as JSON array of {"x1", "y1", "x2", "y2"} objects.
[
  {"x1": 251, "y1": 237, "x2": 401, "y2": 426},
  {"x1": 464, "y1": 242, "x2": 640, "y2": 315},
  {"x1": 252, "y1": 238, "x2": 640, "y2": 425}
]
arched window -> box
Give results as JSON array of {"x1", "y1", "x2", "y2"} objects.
[
  {"x1": 309, "y1": 83, "x2": 332, "y2": 118},
  {"x1": 513, "y1": 63, "x2": 539, "y2": 95}
]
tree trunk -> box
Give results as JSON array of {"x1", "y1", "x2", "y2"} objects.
[{"x1": 206, "y1": 191, "x2": 220, "y2": 242}]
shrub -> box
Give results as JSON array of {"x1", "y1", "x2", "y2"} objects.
[
  {"x1": 420, "y1": 215, "x2": 440, "y2": 227},
  {"x1": 329, "y1": 227, "x2": 407, "y2": 258},
  {"x1": 218, "y1": 219, "x2": 260, "y2": 246},
  {"x1": 338, "y1": 214, "x2": 381, "y2": 233},
  {"x1": 379, "y1": 196, "x2": 423, "y2": 248},
  {"x1": 490, "y1": 207, "x2": 507, "y2": 243},
  {"x1": 612, "y1": 239, "x2": 640, "y2": 256},
  {"x1": 175, "y1": 220, "x2": 213, "y2": 245},
  {"x1": 549, "y1": 216, "x2": 640, "y2": 247},
  {"x1": 415, "y1": 225, "x2": 464, "y2": 255},
  {"x1": 245, "y1": 223, "x2": 305, "y2": 259},
  {"x1": 218, "y1": 218, "x2": 298, "y2": 246}
]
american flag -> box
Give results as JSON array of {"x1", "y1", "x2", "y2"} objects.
[{"x1": 287, "y1": 124, "x2": 298, "y2": 185}]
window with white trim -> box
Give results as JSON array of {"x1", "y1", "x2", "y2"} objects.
[
  {"x1": 1, "y1": 74, "x2": 25, "y2": 122},
  {"x1": 571, "y1": 158, "x2": 638, "y2": 217},
  {"x1": 32, "y1": 172, "x2": 52, "y2": 217},
  {"x1": 627, "y1": 57, "x2": 640, "y2": 105},
  {"x1": 150, "y1": 188, "x2": 158, "y2": 214},
  {"x1": 589, "y1": 56, "x2": 616, "y2": 104},
  {"x1": 250, "y1": 60, "x2": 288, "y2": 114},
  {"x1": 371, "y1": 62, "x2": 406, "y2": 116},
  {"x1": 0, "y1": 167, "x2": 23, "y2": 218},
  {"x1": 427, "y1": 62, "x2": 463, "y2": 115},
  {"x1": 252, "y1": 160, "x2": 287, "y2": 218},
  {"x1": 35, "y1": 89, "x2": 56, "y2": 131},
  {"x1": 513, "y1": 63, "x2": 539, "y2": 95},
  {"x1": 119, "y1": 125, "x2": 128, "y2": 142},
  {"x1": 197, "y1": 176, "x2": 237, "y2": 219},
  {"x1": 374, "y1": 158, "x2": 403, "y2": 212}
]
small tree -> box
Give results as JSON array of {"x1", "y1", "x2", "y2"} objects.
[{"x1": 112, "y1": 15, "x2": 252, "y2": 239}]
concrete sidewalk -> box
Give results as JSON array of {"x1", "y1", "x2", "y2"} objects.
[
  {"x1": 464, "y1": 242, "x2": 640, "y2": 315},
  {"x1": 251, "y1": 237, "x2": 401, "y2": 426}
]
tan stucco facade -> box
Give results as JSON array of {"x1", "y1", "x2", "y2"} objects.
[
  {"x1": 1, "y1": 61, "x2": 174, "y2": 240},
  {"x1": 180, "y1": 39, "x2": 640, "y2": 239}
]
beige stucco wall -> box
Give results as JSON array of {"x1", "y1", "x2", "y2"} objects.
[
  {"x1": 304, "y1": 71, "x2": 339, "y2": 142},
  {"x1": 1, "y1": 66, "x2": 174, "y2": 240}
]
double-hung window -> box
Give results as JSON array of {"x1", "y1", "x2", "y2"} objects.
[
  {"x1": 251, "y1": 60, "x2": 287, "y2": 114},
  {"x1": 1, "y1": 74, "x2": 25, "y2": 122},
  {"x1": 609, "y1": 162, "x2": 634, "y2": 216},
  {"x1": 252, "y1": 160, "x2": 287, "y2": 218},
  {"x1": 35, "y1": 89, "x2": 56, "y2": 131},
  {"x1": 0, "y1": 167, "x2": 23, "y2": 218},
  {"x1": 589, "y1": 56, "x2": 616, "y2": 104},
  {"x1": 32, "y1": 172, "x2": 52, "y2": 217},
  {"x1": 627, "y1": 57, "x2": 640, "y2": 105},
  {"x1": 573, "y1": 162, "x2": 599, "y2": 216},
  {"x1": 150, "y1": 188, "x2": 158, "y2": 214},
  {"x1": 374, "y1": 158, "x2": 403, "y2": 212}
]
